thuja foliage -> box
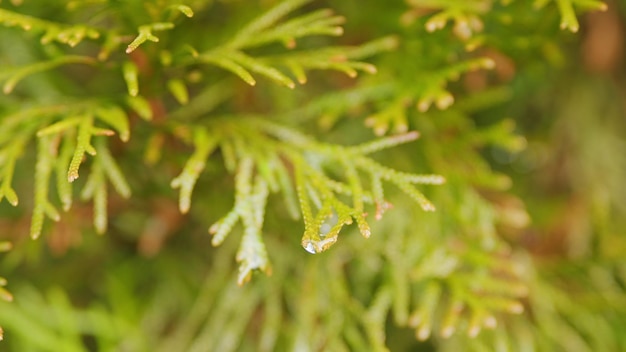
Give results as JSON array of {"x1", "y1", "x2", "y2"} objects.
[{"x1": 0, "y1": 0, "x2": 624, "y2": 351}]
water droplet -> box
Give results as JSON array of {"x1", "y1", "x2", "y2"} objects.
[
  {"x1": 302, "y1": 236, "x2": 337, "y2": 254},
  {"x1": 303, "y1": 241, "x2": 316, "y2": 254}
]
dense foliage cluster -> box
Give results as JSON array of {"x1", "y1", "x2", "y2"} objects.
[{"x1": 0, "y1": 0, "x2": 624, "y2": 351}]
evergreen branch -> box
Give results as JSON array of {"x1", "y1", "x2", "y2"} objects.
[
  {"x1": 0, "y1": 1, "x2": 620, "y2": 350},
  {"x1": 167, "y1": 4, "x2": 194, "y2": 19},
  {"x1": 345, "y1": 36, "x2": 400, "y2": 60},
  {"x1": 365, "y1": 96, "x2": 410, "y2": 136},
  {"x1": 236, "y1": 174, "x2": 271, "y2": 285},
  {"x1": 210, "y1": 210, "x2": 240, "y2": 247},
  {"x1": 30, "y1": 136, "x2": 60, "y2": 239},
  {"x1": 346, "y1": 131, "x2": 420, "y2": 155},
  {"x1": 412, "y1": 253, "x2": 526, "y2": 339},
  {"x1": 96, "y1": 140, "x2": 131, "y2": 199},
  {"x1": 55, "y1": 134, "x2": 75, "y2": 211},
  {"x1": 313, "y1": 170, "x2": 375, "y2": 203},
  {"x1": 0, "y1": 8, "x2": 100, "y2": 46},
  {"x1": 125, "y1": 22, "x2": 175, "y2": 53},
  {"x1": 199, "y1": 42, "x2": 380, "y2": 87},
  {"x1": 571, "y1": 0, "x2": 608, "y2": 10},
  {"x1": 0, "y1": 102, "x2": 103, "y2": 210},
  {"x1": 207, "y1": 157, "x2": 272, "y2": 284},
  {"x1": 294, "y1": 55, "x2": 495, "y2": 136},
  {"x1": 0, "y1": 104, "x2": 82, "y2": 145},
  {"x1": 246, "y1": 118, "x2": 314, "y2": 147},
  {"x1": 370, "y1": 173, "x2": 387, "y2": 220},
  {"x1": 227, "y1": 0, "x2": 312, "y2": 49},
  {"x1": 274, "y1": 160, "x2": 300, "y2": 220},
  {"x1": 217, "y1": 139, "x2": 237, "y2": 173},
  {"x1": 75, "y1": 138, "x2": 132, "y2": 234},
  {"x1": 534, "y1": 0, "x2": 607, "y2": 32},
  {"x1": 171, "y1": 129, "x2": 218, "y2": 213},
  {"x1": 205, "y1": 119, "x2": 442, "y2": 254},
  {"x1": 36, "y1": 117, "x2": 82, "y2": 137},
  {"x1": 228, "y1": 50, "x2": 296, "y2": 89},
  {"x1": 195, "y1": 0, "x2": 384, "y2": 87},
  {"x1": 414, "y1": 57, "x2": 495, "y2": 113},
  {"x1": 406, "y1": 0, "x2": 490, "y2": 12},
  {"x1": 255, "y1": 155, "x2": 280, "y2": 193},
  {"x1": 341, "y1": 157, "x2": 369, "y2": 238},
  {"x1": 234, "y1": 8, "x2": 345, "y2": 50},
  {"x1": 0, "y1": 137, "x2": 26, "y2": 206},
  {"x1": 262, "y1": 46, "x2": 378, "y2": 83},
  {"x1": 294, "y1": 159, "x2": 315, "y2": 243},
  {"x1": 198, "y1": 51, "x2": 257, "y2": 86},
  {"x1": 1, "y1": 55, "x2": 95, "y2": 94},
  {"x1": 556, "y1": 0, "x2": 580, "y2": 32},
  {"x1": 335, "y1": 58, "x2": 497, "y2": 137},
  {"x1": 287, "y1": 83, "x2": 395, "y2": 124},
  {"x1": 390, "y1": 178, "x2": 437, "y2": 212},
  {"x1": 295, "y1": 159, "x2": 355, "y2": 254},
  {"x1": 166, "y1": 80, "x2": 233, "y2": 121},
  {"x1": 80, "y1": 148, "x2": 107, "y2": 234},
  {"x1": 67, "y1": 115, "x2": 96, "y2": 182},
  {"x1": 355, "y1": 156, "x2": 444, "y2": 186}
]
